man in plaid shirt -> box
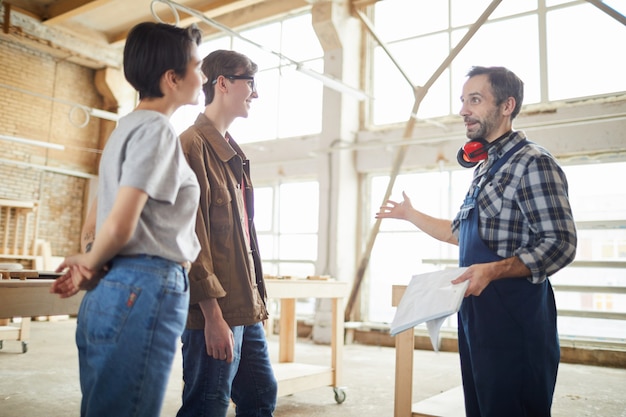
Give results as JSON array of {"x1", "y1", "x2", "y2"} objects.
[{"x1": 377, "y1": 66, "x2": 577, "y2": 417}]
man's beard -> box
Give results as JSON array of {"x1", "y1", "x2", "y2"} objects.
[
  {"x1": 465, "y1": 109, "x2": 498, "y2": 140},
  {"x1": 465, "y1": 121, "x2": 485, "y2": 140}
]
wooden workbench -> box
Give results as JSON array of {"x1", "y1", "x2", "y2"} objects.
[
  {"x1": 0, "y1": 272, "x2": 350, "y2": 403},
  {"x1": 392, "y1": 284, "x2": 465, "y2": 417},
  {"x1": 266, "y1": 278, "x2": 348, "y2": 404},
  {"x1": 0, "y1": 272, "x2": 82, "y2": 353},
  {"x1": 0, "y1": 277, "x2": 83, "y2": 318}
]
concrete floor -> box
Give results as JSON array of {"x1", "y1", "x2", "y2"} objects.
[{"x1": 1, "y1": 318, "x2": 625, "y2": 417}]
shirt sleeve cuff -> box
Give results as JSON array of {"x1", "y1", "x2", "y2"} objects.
[{"x1": 515, "y1": 250, "x2": 547, "y2": 284}]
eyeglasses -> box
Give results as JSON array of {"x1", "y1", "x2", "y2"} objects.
[{"x1": 212, "y1": 74, "x2": 256, "y2": 93}]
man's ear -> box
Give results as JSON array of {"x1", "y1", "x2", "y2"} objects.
[
  {"x1": 214, "y1": 75, "x2": 228, "y2": 92},
  {"x1": 501, "y1": 96, "x2": 516, "y2": 116}
]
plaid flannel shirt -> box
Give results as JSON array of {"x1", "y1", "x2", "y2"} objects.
[{"x1": 452, "y1": 131, "x2": 577, "y2": 283}]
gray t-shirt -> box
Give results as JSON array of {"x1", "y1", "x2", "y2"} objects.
[{"x1": 96, "y1": 110, "x2": 201, "y2": 263}]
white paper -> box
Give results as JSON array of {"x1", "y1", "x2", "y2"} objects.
[
  {"x1": 426, "y1": 316, "x2": 447, "y2": 352},
  {"x1": 390, "y1": 268, "x2": 469, "y2": 350}
]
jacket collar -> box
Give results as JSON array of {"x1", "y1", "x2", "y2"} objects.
[{"x1": 193, "y1": 113, "x2": 246, "y2": 163}]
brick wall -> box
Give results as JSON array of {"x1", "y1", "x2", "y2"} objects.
[{"x1": 0, "y1": 39, "x2": 102, "y2": 257}]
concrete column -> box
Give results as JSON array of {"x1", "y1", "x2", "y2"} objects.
[{"x1": 311, "y1": 1, "x2": 362, "y2": 343}]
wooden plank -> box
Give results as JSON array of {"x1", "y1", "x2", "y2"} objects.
[
  {"x1": 393, "y1": 284, "x2": 413, "y2": 417},
  {"x1": 278, "y1": 298, "x2": 296, "y2": 363},
  {"x1": 6, "y1": 270, "x2": 39, "y2": 279},
  {"x1": 272, "y1": 362, "x2": 333, "y2": 397},
  {"x1": 0, "y1": 199, "x2": 35, "y2": 208},
  {"x1": 394, "y1": 327, "x2": 414, "y2": 417},
  {"x1": 0, "y1": 326, "x2": 21, "y2": 338},
  {"x1": 412, "y1": 385, "x2": 465, "y2": 417},
  {"x1": 331, "y1": 297, "x2": 343, "y2": 386},
  {"x1": 45, "y1": 0, "x2": 116, "y2": 24},
  {"x1": 2, "y1": 205, "x2": 10, "y2": 253},
  {"x1": 0, "y1": 279, "x2": 83, "y2": 318},
  {"x1": 392, "y1": 284, "x2": 407, "y2": 307},
  {"x1": 6, "y1": 7, "x2": 122, "y2": 68},
  {"x1": 266, "y1": 279, "x2": 348, "y2": 299},
  {"x1": 0, "y1": 255, "x2": 36, "y2": 260}
]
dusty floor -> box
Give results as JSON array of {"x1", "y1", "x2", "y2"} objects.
[{"x1": 1, "y1": 318, "x2": 625, "y2": 417}]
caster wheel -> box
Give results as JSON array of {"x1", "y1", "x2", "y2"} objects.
[
  {"x1": 21, "y1": 341, "x2": 28, "y2": 353},
  {"x1": 333, "y1": 387, "x2": 346, "y2": 404}
]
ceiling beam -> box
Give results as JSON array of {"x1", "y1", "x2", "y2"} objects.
[
  {"x1": 183, "y1": 0, "x2": 267, "y2": 17},
  {"x1": 2, "y1": 0, "x2": 312, "y2": 68},
  {"x1": 199, "y1": 0, "x2": 310, "y2": 33},
  {"x1": 44, "y1": 0, "x2": 115, "y2": 24},
  {"x1": 123, "y1": 0, "x2": 310, "y2": 44},
  {"x1": 1, "y1": 4, "x2": 122, "y2": 69}
]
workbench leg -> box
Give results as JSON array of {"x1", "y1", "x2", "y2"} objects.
[
  {"x1": 278, "y1": 298, "x2": 296, "y2": 363},
  {"x1": 331, "y1": 297, "x2": 347, "y2": 403},
  {"x1": 19, "y1": 316, "x2": 31, "y2": 341},
  {"x1": 394, "y1": 328, "x2": 414, "y2": 417},
  {"x1": 331, "y1": 297, "x2": 343, "y2": 386}
]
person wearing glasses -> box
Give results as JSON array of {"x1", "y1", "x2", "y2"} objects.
[
  {"x1": 176, "y1": 49, "x2": 277, "y2": 417},
  {"x1": 51, "y1": 22, "x2": 205, "y2": 417}
]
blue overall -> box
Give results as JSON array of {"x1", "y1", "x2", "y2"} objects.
[{"x1": 457, "y1": 140, "x2": 560, "y2": 417}]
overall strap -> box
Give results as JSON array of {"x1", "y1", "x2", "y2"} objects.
[
  {"x1": 459, "y1": 139, "x2": 530, "y2": 221},
  {"x1": 486, "y1": 139, "x2": 529, "y2": 179}
]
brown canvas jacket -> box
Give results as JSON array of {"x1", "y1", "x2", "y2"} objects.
[{"x1": 179, "y1": 113, "x2": 268, "y2": 329}]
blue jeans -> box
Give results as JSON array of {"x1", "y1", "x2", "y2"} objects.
[
  {"x1": 177, "y1": 322, "x2": 277, "y2": 417},
  {"x1": 75, "y1": 255, "x2": 189, "y2": 417}
]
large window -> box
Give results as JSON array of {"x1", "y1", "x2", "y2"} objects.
[
  {"x1": 554, "y1": 162, "x2": 626, "y2": 340},
  {"x1": 366, "y1": 169, "x2": 472, "y2": 323},
  {"x1": 255, "y1": 180, "x2": 320, "y2": 319},
  {"x1": 170, "y1": 12, "x2": 324, "y2": 142},
  {"x1": 254, "y1": 180, "x2": 320, "y2": 278},
  {"x1": 172, "y1": 0, "x2": 626, "y2": 138},
  {"x1": 371, "y1": 0, "x2": 626, "y2": 126},
  {"x1": 366, "y1": 161, "x2": 626, "y2": 342},
  {"x1": 545, "y1": 1, "x2": 626, "y2": 100}
]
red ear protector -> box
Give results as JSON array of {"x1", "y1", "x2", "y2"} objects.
[{"x1": 457, "y1": 138, "x2": 490, "y2": 168}]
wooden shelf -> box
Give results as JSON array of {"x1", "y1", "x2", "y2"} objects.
[{"x1": 272, "y1": 363, "x2": 334, "y2": 397}]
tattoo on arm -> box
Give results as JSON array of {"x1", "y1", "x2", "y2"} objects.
[{"x1": 83, "y1": 230, "x2": 95, "y2": 253}]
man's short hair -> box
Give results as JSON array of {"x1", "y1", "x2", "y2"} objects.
[
  {"x1": 467, "y1": 66, "x2": 524, "y2": 119},
  {"x1": 202, "y1": 50, "x2": 258, "y2": 105}
]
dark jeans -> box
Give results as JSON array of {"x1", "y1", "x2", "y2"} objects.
[{"x1": 177, "y1": 322, "x2": 277, "y2": 417}]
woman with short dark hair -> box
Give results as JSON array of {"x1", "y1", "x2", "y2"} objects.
[{"x1": 52, "y1": 22, "x2": 207, "y2": 417}]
